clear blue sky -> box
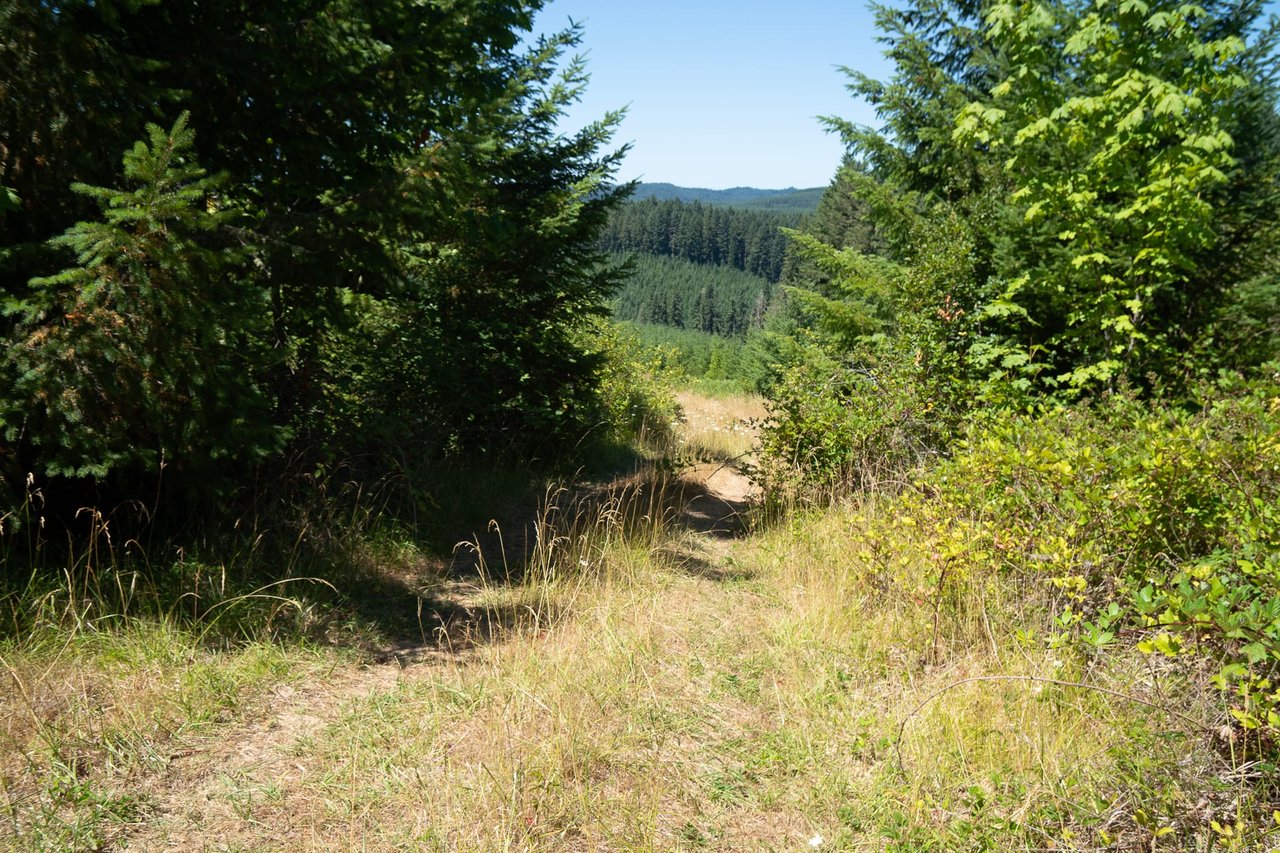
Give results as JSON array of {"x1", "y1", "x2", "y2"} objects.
[
  {"x1": 533, "y1": 0, "x2": 1280, "y2": 191},
  {"x1": 532, "y1": 0, "x2": 892, "y2": 190}
]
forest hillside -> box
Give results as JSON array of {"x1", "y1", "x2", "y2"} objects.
[{"x1": 631, "y1": 182, "x2": 825, "y2": 213}]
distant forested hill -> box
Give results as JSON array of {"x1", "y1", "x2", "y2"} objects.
[
  {"x1": 634, "y1": 182, "x2": 823, "y2": 214},
  {"x1": 603, "y1": 186, "x2": 827, "y2": 342},
  {"x1": 599, "y1": 197, "x2": 794, "y2": 283},
  {"x1": 612, "y1": 253, "x2": 773, "y2": 337}
]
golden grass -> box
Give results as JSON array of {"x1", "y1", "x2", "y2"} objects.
[
  {"x1": 0, "y1": 625, "x2": 333, "y2": 851},
  {"x1": 121, "y1": 494, "x2": 1249, "y2": 851},
  {"x1": 673, "y1": 390, "x2": 767, "y2": 464},
  {"x1": 4, "y1": 396, "x2": 1265, "y2": 851}
]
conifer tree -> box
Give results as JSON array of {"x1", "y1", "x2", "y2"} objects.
[
  {"x1": 1, "y1": 2, "x2": 631, "y2": 507},
  {"x1": 3, "y1": 114, "x2": 277, "y2": 481}
]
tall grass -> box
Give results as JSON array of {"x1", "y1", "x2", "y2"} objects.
[
  {"x1": 0, "y1": 417, "x2": 736, "y2": 850},
  {"x1": 0, "y1": 462, "x2": 440, "y2": 849},
  {"x1": 10, "y1": 388, "x2": 1265, "y2": 850},
  {"x1": 115, "y1": 476, "x2": 1263, "y2": 850}
]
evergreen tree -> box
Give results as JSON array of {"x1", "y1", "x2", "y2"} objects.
[
  {"x1": 598, "y1": 198, "x2": 797, "y2": 282},
  {"x1": 610, "y1": 253, "x2": 776, "y2": 337},
  {"x1": 0, "y1": 2, "x2": 630, "y2": 509},
  {"x1": 4, "y1": 114, "x2": 276, "y2": 481}
]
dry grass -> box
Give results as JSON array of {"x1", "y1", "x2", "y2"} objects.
[
  {"x1": 673, "y1": 390, "x2": 766, "y2": 464},
  {"x1": 0, "y1": 625, "x2": 333, "y2": 851},
  {"x1": 127, "y1": 501, "x2": 1244, "y2": 850},
  {"x1": 3, "y1": 393, "x2": 1264, "y2": 851}
]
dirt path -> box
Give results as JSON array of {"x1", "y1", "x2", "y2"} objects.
[
  {"x1": 121, "y1": 391, "x2": 764, "y2": 851},
  {"x1": 124, "y1": 630, "x2": 483, "y2": 849}
]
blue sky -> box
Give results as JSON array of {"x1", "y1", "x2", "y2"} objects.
[
  {"x1": 532, "y1": 0, "x2": 893, "y2": 190},
  {"x1": 533, "y1": 0, "x2": 1280, "y2": 191}
]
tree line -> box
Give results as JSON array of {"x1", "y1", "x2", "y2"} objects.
[
  {"x1": 612, "y1": 253, "x2": 774, "y2": 338},
  {"x1": 597, "y1": 197, "x2": 796, "y2": 283},
  {"x1": 631, "y1": 183, "x2": 824, "y2": 214}
]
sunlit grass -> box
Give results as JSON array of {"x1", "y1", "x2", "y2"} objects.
[
  {"x1": 3, "y1": 399, "x2": 1270, "y2": 851},
  {"x1": 673, "y1": 390, "x2": 766, "y2": 464},
  {"x1": 122, "y1": 493, "x2": 1256, "y2": 851},
  {"x1": 0, "y1": 623, "x2": 333, "y2": 850}
]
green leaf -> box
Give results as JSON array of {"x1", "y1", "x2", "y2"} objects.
[{"x1": 1242, "y1": 642, "x2": 1270, "y2": 665}]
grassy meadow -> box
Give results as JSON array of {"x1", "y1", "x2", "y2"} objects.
[{"x1": 2, "y1": 389, "x2": 1270, "y2": 851}]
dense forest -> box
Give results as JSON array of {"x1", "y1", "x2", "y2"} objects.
[
  {"x1": 611, "y1": 253, "x2": 774, "y2": 337},
  {"x1": 597, "y1": 196, "x2": 795, "y2": 283},
  {"x1": 603, "y1": 174, "x2": 885, "y2": 350}
]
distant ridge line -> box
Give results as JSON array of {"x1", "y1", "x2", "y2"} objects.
[{"x1": 632, "y1": 182, "x2": 824, "y2": 214}]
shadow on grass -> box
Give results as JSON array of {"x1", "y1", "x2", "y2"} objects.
[
  {"x1": 654, "y1": 543, "x2": 753, "y2": 583},
  {"x1": 301, "y1": 441, "x2": 767, "y2": 662},
  {"x1": 0, "y1": 440, "x2": 763, "y2": 663}
]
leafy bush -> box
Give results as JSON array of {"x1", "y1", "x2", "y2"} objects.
[
  {"x1": 757, "y1": 340, "x2": 958, "y2": 498},
  {"x1": 903, "y1": 370, "x2": 1280, "y2": 741},
  {"x1": 757, "y1": 211, "x2": 985, "y2": 498},
  {"x1": 591, "y1": 323, "x2": 683, "y2": 449}
]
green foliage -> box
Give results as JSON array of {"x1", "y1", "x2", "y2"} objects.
[
  {"x1": 761, "y1": 207, "x2": 988, "y2": 494},
  {"x1": 362, "y1": 30, "x2": 631, "y2": 458},
  {"x1": 830, "y1": 0, "x2": 997, "y2": 203},
  {"x1": 757, "y1": 340, "x2": 957, "y2": 497},
  {"x1": 0, "y1": 186, "x2": 18, "y2": 216},
  {"x1": 599, "y1": 197, "x2": 796, "y2": 283},
  {"x1": 591, "y1": 323, "x2": 683, "y2": 447},
  {"x1": 954, "y1": 0, "x2": 1274, "y2": 390},
  {"x1": 0, "y1": 3, "x2": 630, "y2": 508},
  {"x1": 910, "y1": 371, "x2": 1280, "y2": 741},
  {"x1": 799, "y1": 160, "x2": 883, "y2": 256},
  {"x1": 3, "y1": 114, "x2": 277, "y2": 481},
  {"x1": 815, "y1": 0, "x2": 1280, "y2": 401},
  {"x1": 612, "y1": 253, "x2": 775, "y2": 337},
  {"x1": 782, "y1": 231, "x2": 903, "y2": 347},
  {"x1": 0, "y1": 0, "x2": 175, "y2": 296},
  {"x1": 1204, "y1": 274, "x2": 1280, "y2": 371},
  {"x1": 623, "y1": 322, "x2": 777, "y2": 394}
]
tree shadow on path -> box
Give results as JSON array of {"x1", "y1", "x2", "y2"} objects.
[{"x1": 331, "y1": 439, "x2": 762, "y2": 664}]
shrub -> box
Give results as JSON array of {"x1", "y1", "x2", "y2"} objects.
[
  {"x1": 591, "y1": 322, "x2": 683, "y2": 449},
  {"x1": 914, "y1": 369, "x2": 1280, "y2": 741},
  {"x1": 757, "y1": 339, "x2": 962, "y2": 499}
]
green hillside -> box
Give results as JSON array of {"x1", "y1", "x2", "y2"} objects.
[
  {"x1": 599, "y1": 197, "x2": 795, "y2": 283},
  {"x1": 633, "y1": 182, "x2": 824, "y2": 214},
  {"x1": 612, "y1": 253, "x2": 773, "y2": 337}
]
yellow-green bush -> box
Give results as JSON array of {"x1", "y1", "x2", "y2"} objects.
[
  {"x1": 590, "y1": 322, "x2": 684, "y2": 449},
  {"x1": 907, "y1": 369, "x2": 1280, "y2": 742}
]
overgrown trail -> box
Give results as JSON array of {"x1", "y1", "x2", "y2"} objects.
[
  {"x1": 122, "y1": 392, "x2": 775, "y2": 850},
  {"x1": 9, "y1": 391, "x2": 1247, "y2": 851}
]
